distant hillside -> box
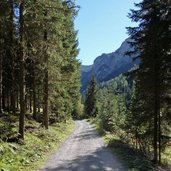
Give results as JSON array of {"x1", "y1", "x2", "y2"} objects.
[{"x1": 81, "y1": 37, "x2": 139, "y2": 92}]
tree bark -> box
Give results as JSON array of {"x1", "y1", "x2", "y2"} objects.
[
  {"x1": 29, "y1": 89, "x2": 32, "y2": 113},
  {"x1": 42, "y1": 16, "x2": 48, "y2": 129},
  {"x1": 0, "y1": 36, "x2": 3, "y2": 114},
  {"x1": 7, "y1": 91, "x2": 10, "y2": 111},
  {"x1": 43, "y1": 67, "x2": 48, "y2": 129},
  {"x1": 38, "y1": 88, "x2": 40, "y2": 113},
  {"x1": 32, "y1": 67, "x2": 37, "y2": 119},
  {"x1": 16, "y1": 89, "x2": 19, "y2": 109},
  {"x1": 2, "y1": 90, "x2": 5, "y2": 110},
  {"x1": 10, "y1": 0, "x2": 16, "y2": 115},
  {"x1": 25, "y1": 92, "x2": 28, "y2": 111},
  {"x1": 153, "y1": 60, "x2": 161, "y2": 164},
  {"x1": 158, "y1": 110, "x2": 161, "y2": 164},
  {"x1": 19, "y1": 0, "x2": 26, "y2": 139}
]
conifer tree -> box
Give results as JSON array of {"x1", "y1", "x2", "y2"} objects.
[
  {"x1": 0, "y1": 0, "x2": 81, "y2": 139},
  {"x1": 0, "y1": 3, "x2": 5, "y2": 114},
  {"x1": 85, "y1": 74, "x2": 97, "y2": 117},
  {"x1": 18, "y1": 0, "x2": 26, "y2": 139},
  {"x1": 126, "y1": 0, "x2": 171, "y2": 163}
]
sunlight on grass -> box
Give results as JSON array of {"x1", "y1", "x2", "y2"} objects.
[
  {"x1": 88, "y1": 118, "x2": 171, "y2": 171},
  {"x1": 0, "y1": 119, "x2": 75, "y2": 171}
]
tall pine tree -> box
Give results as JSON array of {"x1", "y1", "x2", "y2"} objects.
[
  {"x1": 126, "y1": 0, "x2": 171, "y2": 164},
  {"x1": 85, "y1": 74, "x2": 97, "y2": 117}
]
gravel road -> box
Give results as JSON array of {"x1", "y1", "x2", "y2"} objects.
[{"x1": 38, "y1": 120, "x2": 125, "y2": 171}]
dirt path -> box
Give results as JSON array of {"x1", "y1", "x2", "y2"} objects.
[{"x1": 38, "y1": 120, "x2": 125, "y2": 171}]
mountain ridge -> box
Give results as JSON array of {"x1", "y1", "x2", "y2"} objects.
[{"x1": 81, "y1": 37, "x2": 138, "y2": 92}]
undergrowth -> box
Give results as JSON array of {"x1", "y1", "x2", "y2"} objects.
[
  {"x1": 0, "y1": 114, "x2": 75, "y2": 171},
  {"x1": 88, "y1": 118, "x2": 171, "y2": 171}
]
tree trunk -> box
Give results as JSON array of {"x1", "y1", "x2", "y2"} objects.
[
  {"x1": 38, "y1": 88, "x2": 40, "y2": 113},
  {"x1": 153, "y1": 62, "x2": 160, "y2": 164},
  {"x1": 43, "y1": 68, "x2": 48, "y2": 129},
  {"x1": 42, "y1": 50, "x2": 48, "y2": 129},
  {"x1": 33, "y1": 88, "x2": 37, "y2": 118},
  {"x1": 158, "y1": 110, "x2": 161, "y2": 164},
  {"x1": 7, "y1": 91, "x2": 10, "y2": 111},
  {"x1": 16, "y1": 89, "x2": 19, "y2": 109},
  {"x1": 42, "y1": 20, "x2": 48, "y2": 129},
  {"x1": 0, "y1": 10, "x2": 4, "y2": 114},
  {"x1": 29, "y1": 90, "x2": 32, "y2": 113},
  {"x1": 153, "y1": 106, "x2": 158, "y2": 163},
  {"x1": 10, "y1": 0, "x2": 16, "y2": 115},
  {"x1": 2, "y1": 90, "x2": 5, "y2": 110},
  {"x1": 32, "y1": 68, "x2": 37, "y2": 119},
  {"x1": 19, "y1": 1, "x2": 26, "y2": 139},
  {"x1": 0, "y1": 34, "x2": 3, "y2": 114},
  {"x1": 25, "y1": 92, "x2": 28, "y2": 111}
]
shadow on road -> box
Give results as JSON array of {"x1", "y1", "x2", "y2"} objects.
[
  {"x1": 38, "y1": 120, "x2": 125, "y2": 171},
  {"x1": 42, "y1": 147, "x2": 126, "y2": 171}
]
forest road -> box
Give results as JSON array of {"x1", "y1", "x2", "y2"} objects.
[{"x1": 38, "y1": 120, "x2": 125, "y2": 171}]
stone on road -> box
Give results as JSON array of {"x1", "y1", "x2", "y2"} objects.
[{"x1": 38, "y1": 120, "x2": 125, "y2": 171}]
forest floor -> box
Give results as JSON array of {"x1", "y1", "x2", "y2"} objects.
[
  {"x1": 37, "y1": 120, "x2": 125, "y2": 171},
  {"x1": 0, "y1": 113, "x2": 75, "y2": 171}
]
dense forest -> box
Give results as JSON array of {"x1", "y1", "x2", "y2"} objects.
[
  {"x1": 0, "y1": 0, "x2": 82, "y2": 169},
  {"x1": 0, "y1": 0, "x2": 81, "y2": 139},
  {"x1": 0, "y1": 0, "x2": 171, "y2": 170},
  {"x1": 84, "y1": 0, "x2": 171, "y2": 167}
]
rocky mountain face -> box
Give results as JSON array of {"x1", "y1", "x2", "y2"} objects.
[{"x1": 81, "y1": 37, "x2": 139, "y2": 92}]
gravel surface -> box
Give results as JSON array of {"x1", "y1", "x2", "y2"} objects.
[{"x1": 38, "y1": 120, "x2": 125, "y2": 171}]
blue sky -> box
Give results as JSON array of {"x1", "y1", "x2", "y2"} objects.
[{"x1": 74, "y1": 0, "x2": 140, "y2": 65}]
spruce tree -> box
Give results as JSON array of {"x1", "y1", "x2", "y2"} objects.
[
  {"x1": 18, "y1": 0, "x2": 26, "y2": 139},
  {"x1": 0, "y1": 0, "x2": 80, "y2": 138},
  {"x1": 0, "y1": 2, "x2": 6, "y2": 114},
  {"x1": 85, "y1": 74, "x2": 97, "y2": 117},
  {"x1": 126, "y1": 0, "x2": 171, "y2": 163}
]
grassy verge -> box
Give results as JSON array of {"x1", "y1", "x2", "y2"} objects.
[
  {"x1": 88, "y1": 118, "x2": 171, "y2": 171},
  {"x1": 105, "y1": 135, "x2": 154, "y2": 171},
  {"x1": 162, "y1": 147, "x2": 171, "y2": 169},
  {"x1": 0, "y1": 115, "x2": 75, "y2": 171}
]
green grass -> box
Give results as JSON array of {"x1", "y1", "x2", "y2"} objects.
[
  {"x1": 106, "y1": 136, "x2": 154, "y2": 171},
  {"x1": 88, "y1": 118, "x2": 171, "y2": 171},
  {"x1": 0, "y1": 115, "x2": 75, "y2": 171},
  {"x1": 162, "y1": 147, "x2": 171, "y2": 168}
]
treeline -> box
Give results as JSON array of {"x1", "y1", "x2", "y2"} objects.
[
  {"x1": 85, "y1": 0, "x2": 171, "y2": 166},
  {"x1": 85, "y1": 74, "x2": 132, "y2": 132},
  {"x1": 0, "y1": 0, "x2": 81, "y2": 139},
  {"x1": 126, "y1": 0, "x2": 171, "y2": 164}
]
